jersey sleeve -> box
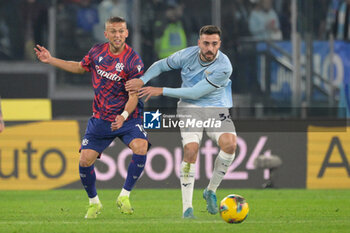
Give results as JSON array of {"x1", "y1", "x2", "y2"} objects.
[
  {"x1": 127, "y1": 55, "x2": 144, "y2": 80},
  {"x1": 166, "y1": 48, "x2": 186, "y2": 69},
  {"x1": 163, "y1": 78, "x2": 216, "y2": 100},
  {"x1": 206, "y1": 64, "x2": 233, "y2": 88},
  {"x1": 80, "y1": 47, "x2": 94, "y2": 72}
]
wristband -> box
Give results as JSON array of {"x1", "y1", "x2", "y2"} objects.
[{"x1": 121, "y1": 111, "x2": 129, "y2": 120}]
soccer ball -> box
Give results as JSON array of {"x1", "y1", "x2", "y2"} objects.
[{"x1": 219, "y1": 194, "x2": 249, "y2": 224}]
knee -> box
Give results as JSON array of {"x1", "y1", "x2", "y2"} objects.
[
  {"x1": 219, "y1": 134, "x2": 237, "y2": 154},
  {"x1": 184, "y1": 143, "x2": 199, "y2": 163},
  {"x1": 79, "y1": 149, "x2": 98, "y2": 167},
  {"x1": 130, "y1": 139, "x2": 148, "y2": 155},
  {"x1": 79, "y1": 155, "x2": 94, "y2": 167}
]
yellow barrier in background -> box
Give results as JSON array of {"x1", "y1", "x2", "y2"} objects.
[
  {"x1": 307, "y1": 126, "x2": 350, "y2": 189},
  {"x1": 1, "y1": 99, "x2": 52, "y2": 121},
  {"x1": 0, "y1": 121, "x2": 81, "y2": 190}
]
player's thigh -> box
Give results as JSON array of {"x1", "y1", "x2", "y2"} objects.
[
  {"x1": 177, "y1": 102, "x2": 204, "y2": 147},
  {"x1": 120, "y1": 118, "x2": 150, "y2": 154},
  {"x1": 81, "y1": 117, "x2": 116, "y2": 159},
  {"x1": 206, "y1": 109, "x2": 237, "y2": 154},
  {"x1": 180, "y1": 130, "x2": 203, "y2": 147}
]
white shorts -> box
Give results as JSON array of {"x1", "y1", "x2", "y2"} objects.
[{"x1": 177, "y1": 101, "x2": 236, "y2": 146}]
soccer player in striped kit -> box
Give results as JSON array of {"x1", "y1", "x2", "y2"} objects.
[
  {"x1": 35, "y1": 17, "x2": 150, "y2": 219},
  {"x1": 126, "y1": 25, "x2": 236, "y2": 219}
]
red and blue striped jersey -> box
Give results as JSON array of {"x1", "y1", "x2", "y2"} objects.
[{"x1": 80, "y1": 43, "x2": 144, "y2": 122}]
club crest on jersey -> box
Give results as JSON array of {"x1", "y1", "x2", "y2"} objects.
[{"x1": 115, "y1": 63, "x2": 124, "y2": 72}]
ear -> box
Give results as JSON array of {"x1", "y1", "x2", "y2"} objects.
[
  {"x1": 197, "y1": 39, "x2": 200, "y2": 46},
  {"x1": 104, "y1": 30, "x2": 108, "y2": 39},
  {"x1": 125, "y1": 28, "x2": 129, "y2": 39}
]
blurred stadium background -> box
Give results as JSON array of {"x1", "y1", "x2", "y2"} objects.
[{"x1": 0, "y1": 0, "x2": 349, "y2": 211}]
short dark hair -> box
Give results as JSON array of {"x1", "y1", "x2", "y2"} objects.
[
  {"x1": 106, "y1": 16, "x2": 126, "y2": 25},
  {"x1": 199, "y1": 25, "x2": 221, "y2": 37}
]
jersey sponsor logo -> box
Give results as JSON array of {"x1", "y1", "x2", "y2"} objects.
[
  {"x1": 95, "y1": 65, "x2": 122, "y2": 81},
  {"x1": 115, "y1": 63, "x2": 124, "y2": 72}
]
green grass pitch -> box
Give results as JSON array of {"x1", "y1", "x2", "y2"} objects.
[{"x1": 0, "y1": 189, "x2": 349, "y2": 233}]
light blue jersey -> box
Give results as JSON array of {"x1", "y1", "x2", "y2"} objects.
[{"x1": 141, "y1": 46, "x2": 233, "y2": 107}]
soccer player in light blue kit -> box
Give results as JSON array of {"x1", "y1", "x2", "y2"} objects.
[{"x1": 126, "y1": 25, "x2": 237, "y2": 219}]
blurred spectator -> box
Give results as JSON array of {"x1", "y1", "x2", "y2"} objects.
[
  {"x1": 0, "y1": 15, "x2": 11, "y2": 59},
  {"x1": 76, "y1": 0, "x2": 99, "y2": 51},
  {"x1": 154, "y1": 3, "x2": 187, "y2": 59},
  {"x1": 0, "y1": 0, "x2": 41, "y2": 60},
  {"x1": 56, "y1": 0, "x2": 80, "y2": 59},
  {"x1": 180, "y1": 0, "x2": 211, "y2": 46},
  {"x1": 20, "y1": 0, "x2": 48, "y2": 60},
  {"x1": 140, "y1": 0, "x2": 166, "y2": 68},
  {"x1": 94, "y1": 0, "x2": 129, "y2": 43},
  {"x1": 326, "y1": 0, "x2": 342, "y2": 35},
  {"x1": 331, "y1": 0, "x2": 350, "y2": 40},
  {"x1": 312, "y1": 0, "x2": 330, "y2": 40},
  {"x1": 249, "y1": 0, "x2": 282, "y2": 40},
  {"x1": 221, "y1": 0, "x2": 251, "y2": 53},
  {"x1": 76, "y1": 0, "x2": 99, "y2": 33},
  {"x1": 279, "y1": 0, "x2": 291, "y2": 39}
]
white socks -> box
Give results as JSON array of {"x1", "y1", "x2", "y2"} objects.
[
  {"x1": 119, "y1": 188, "x2": 130, "y2": 197},
  {"x1": 180, "y1": 161, "x2": 196, "y2": 213},
  {"x1": 89, "y1": 195, "x2": 100, "y2": 204},
  {"x1": 207, "y1": 150, "x2": 235, "y2": 192}
]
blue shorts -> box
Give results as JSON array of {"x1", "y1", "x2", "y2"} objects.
[{"x1": 80, "y1": 117, "x2": 150, "y2": 156}]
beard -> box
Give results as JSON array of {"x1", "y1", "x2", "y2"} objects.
[
  {"x1": 110, "y1": 41, "x2": 125, "y2": 53},
  {"x1": 200, "y1": 51, "x2": 216, "y2": 62}
]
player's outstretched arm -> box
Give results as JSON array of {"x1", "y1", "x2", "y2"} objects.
[
  {"x1": 34, "y1": 45, "x2": 86, "y2": 74},
  {"x1": 138, "y1": 79, "x2": 217, "y2": 101},
  {"x1": 137, "y1": 87, "x2": 163, "y2": 102},
  {"x1": 125, "y1": 59, "x2": 171, "y2": 92}
]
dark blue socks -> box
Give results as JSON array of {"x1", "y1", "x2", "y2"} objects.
[
  {"x1": 123, "y1": 154, "x2": 147, "y2": 191},
  {"x1": 79, "y1": 164, "x2": 97, "y2": 198}
]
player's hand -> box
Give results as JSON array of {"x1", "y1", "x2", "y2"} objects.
[
  {"x1": 111, "y1": 115, "x2": 125, "y2": 131},
  {"x1": 34, "y1": 45, "x2": 52, "y2": 64},
  {"x1": 138, "y1": 87, "x2": 163, "y2": 102},
  {"x1": 126, "y1": 79, "x2": 144, "y2": 93}
]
